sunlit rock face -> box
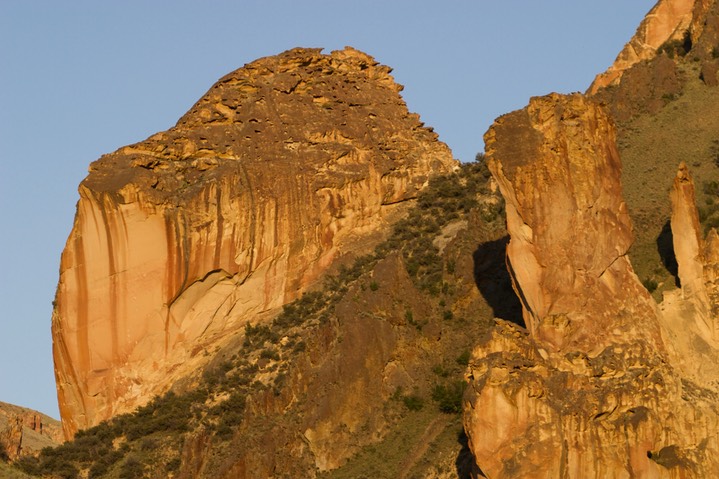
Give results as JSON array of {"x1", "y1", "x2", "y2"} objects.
[
  {"x1": 588, "y1": 0, "x2": 695, "y2": 93},
  {"x1": 0, "y1": 401, "x2": 62, "y2": 460},
  {"x1": 589, "y1": 0, "x2": 719, "y2": 94},
  {"x1": 52, "y1": 47, "x2": 457, "y2": 439},
  {"x1": 659, "y1": 163, "x2": 719, "y2": 388},
  {"x1": 464, "y1": 93, "x2": 719, "y2": 478},
  {"x1": 484, "y1": 93, "x2": 661, "y2": 354}
]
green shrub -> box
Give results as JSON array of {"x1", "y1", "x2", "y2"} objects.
[
  {"x1": 642, "y1": 278, "x2": 659, "y2": 293},
  {"x1": 166, "y1": 457, "x2": 181, "y2": 472},
  {"x1": 119, "y1": 456, "x2": 144, "y2": 479},
  {"x1": 455, "y1": 350, "x2": 471, "y2": 366},
  {"x1": 402, "y1": 394, "x2": 425, "y2": 411},
  {"x1": 658, "y1": 34, "x2": 691, "y2": 58},
  {"x1": 260, "y1": 348, "x2": 280, "y2": 361},
  {"x1": 704, "y1": 180, "x2": 719, "y2": 196},
  {"x1": 15, "y1": 456, "x2": 41, "y2": 476},
  {"x1": 369, "y1": 281, "x2": 379, "y2": 291},
  {"x1": 432, "y1": 381, "x2": 466, "y2": 414}
]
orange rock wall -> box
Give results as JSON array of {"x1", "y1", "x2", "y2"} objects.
[
  {"x1": 52, "y1": 47, "x2": 456, "y2": 439},
  {"x1": 466, "y1": 93, "x2": 719, "y2": 477},
  {"x1": 589, "y1": 0, "x2": 694, "y2": 93},
  {"x1": 485, "y1": 93, "x2": 661, "y2": 353}
]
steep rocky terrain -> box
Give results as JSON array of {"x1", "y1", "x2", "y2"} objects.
[
  {"x1": 0, "y1": 402, "x2": 62, "y2": 461},
  {"x1": 461, "y1": 1, "x2": 719, "y2": 475},
  {"x1": 52, "y1": 47, "x2": 456, "y2": 439},
  {"x1": 19, "y1": 160, "x2": 506, "y2": 478},
  {"x1": 465, "y1": 93, "x2": 719, "y2": 477},
  {"x1": 5, "y1": 0, "x2": 719, "y2": 478}
]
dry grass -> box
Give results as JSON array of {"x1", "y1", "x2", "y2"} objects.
[{"x1": 617, "y1": 64, "x2": 719, "y2": 297}]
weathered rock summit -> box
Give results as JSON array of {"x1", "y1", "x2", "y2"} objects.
[
  {"x1": 464, "y1": 93, "x2": 719, "y2": 477},
  {"x1": 484, "y1": 93, "x2": 662, "y2": 354},
  {"x1": 52, "y1": 47, "x2": 456, "y2": 439}
]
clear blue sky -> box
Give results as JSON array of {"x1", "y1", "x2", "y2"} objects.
[{"x1": 0, "y1": 1, "x2": 655, "y2": 419}]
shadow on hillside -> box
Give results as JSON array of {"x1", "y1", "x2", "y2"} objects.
[
  {"x1": 657, "y1": 220, "x2": 680, "y2": 287},
  {"x1": 455, "y1": 429, "x2": 483, "y2": 478},
  {"x1": 473, "y1": 236, "x2": 524, "y2": 328}
]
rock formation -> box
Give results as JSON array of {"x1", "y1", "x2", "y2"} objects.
[
  {"x1": 590, "y1": 0, "x2": 719, "y2": 95},
  {"x1": 52, "y1": 47, "x2": 456, "y2": 439},
  {"x1": 0, "y1": 402, "x2": 62, "y2": 460},
  {"x1": 659, "y1": 163, "x2": 719, "y2": 387},
  {"x1": 588, "y1": 0, "x2": 695, "y2": 93},
  {"x1": 484, "y1": 93, "x2": 662, "y2": 354},
  {"x1": 464, "y1": 93, "x2": 719, "y2": 477}
]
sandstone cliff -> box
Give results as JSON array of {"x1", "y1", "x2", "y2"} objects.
[
  {"x1": 590, "y1": 0, "x2": 719, "y2": 97},
  {"x1": 52, "y1": 47, "x2": 456, "y2": 439},
  {"x1": 589, "y1": 0, "x2": 695, "y2": 93},
  {"x1": 464, "y1": 93, "x2": 719, "y2": 477},
  {"x1": 0, "y1": 402, "x2": 62, "y2": 461}
]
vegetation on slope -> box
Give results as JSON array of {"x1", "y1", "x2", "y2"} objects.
[
  {"x1": 12, "y1": 35, "x2": 718, "y2": 479},
  {"x1": 12, "y1": 159, "x2": 506, "y2": 479},
  {"x1": 613, "y1": 56, "x2": 719, "y2": 298}
]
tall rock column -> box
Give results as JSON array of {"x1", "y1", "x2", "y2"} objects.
[
  {"x1": 464, "y1": 93, "x2": 719, "y2": 478},
  {"x1": 485, "y1": 93, "x2": 661, "y2": 353}
]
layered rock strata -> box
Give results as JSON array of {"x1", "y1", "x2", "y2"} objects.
[
  {"x1": 52, "y1": 47, "x2": 456, "y2": 439},
  {"x1": 464, "y1": 93, "x2": 719, "y2": 477}
]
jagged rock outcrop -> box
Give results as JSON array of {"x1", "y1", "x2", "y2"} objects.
[
  {"x1": 464, "y1": 93, "x2": 719, "y2": 477},
  {"x1": 659, "y1": 163, "x2": 719, "y2": 388},
  {"x1": 484, "y1": 93, "x2": 662, "y2": 354},
  {"x1": 0, "y1": 402, "x2": 62, "y2": 460},
  {"x1": 590, "y1": 0, "x2": 719, "y2": 95},
  {"x1": 670, "y1": 163, "x2": 707, "y2": 301},
  {"x1": 589, "y1": 0, "x2": 695, "y2": 93},
  {"x1": 52, "y1": 47, "x2": 456, "y2": 439}
]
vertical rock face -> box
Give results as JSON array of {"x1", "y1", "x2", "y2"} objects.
[
  {"x1": 670, "y1": 163, "x2": 706, "y2": 299},
  {"x1": 590, "y1": 0, "x2": 719, "y2": 95},
  {"x1": 465, "y1": 93, "x2": 719, "y2": 478},
  {"x1": 485, "y1": 93, "x2": 661, "y2": 353},
  {"x1": 0, "y1": 402, "x2": 62, "y2": 460},
  {"x1": 52, "y1": 47, "x2": 456, "y2": 439},
  {"x1": 659, "y1": 163, "x2": 719, "y2": 386},
  {"x1": 588, "y1": 0, "x2": 695, "y2": 93}
]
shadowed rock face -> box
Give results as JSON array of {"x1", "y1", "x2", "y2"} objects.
[
  {"x1": 52, "y1": 47, "x2": 456, "y2": 439},
  {"x1": 465, "y1": 93, "x2": 719, "y2": 478}
]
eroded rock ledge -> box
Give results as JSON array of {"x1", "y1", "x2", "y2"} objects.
[{"x1": 53, "y1": 47, "x2": 456, "y2": 439}]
